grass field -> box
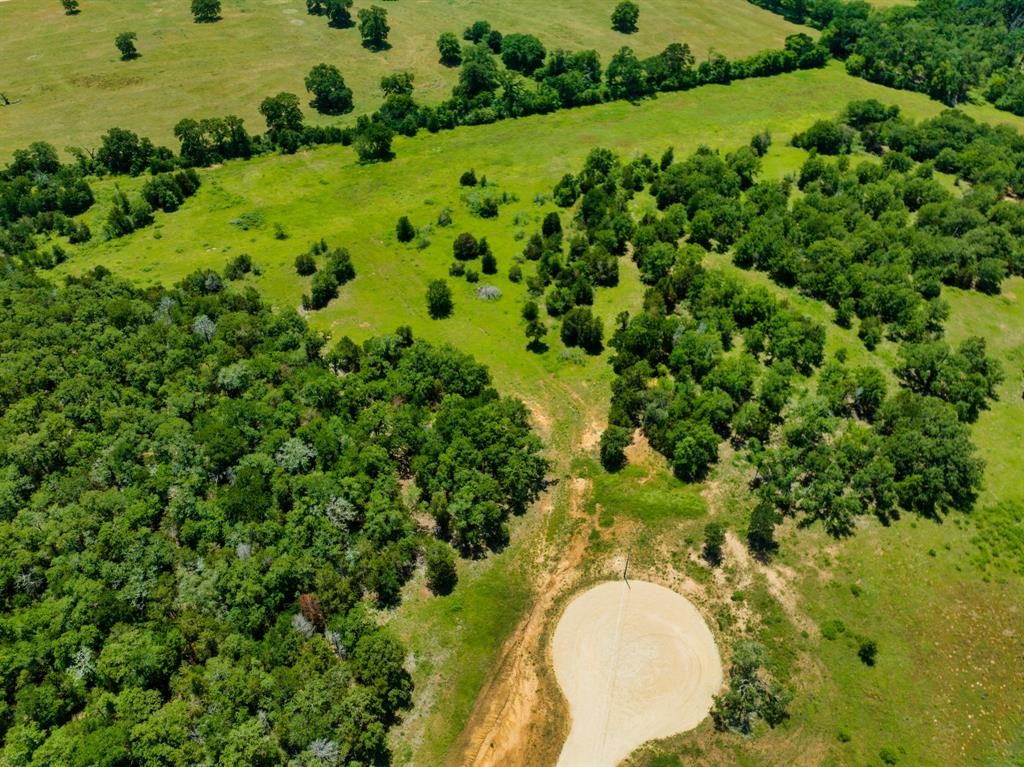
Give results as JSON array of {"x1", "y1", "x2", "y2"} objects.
[
  {"x1": 0, "y1": 0, "x2": 809, "y2": 158},
  {"x1": 48, "y1": 62, "x2": 1024, "y2": 766}
]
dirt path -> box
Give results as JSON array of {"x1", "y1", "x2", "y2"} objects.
[
  {"x1": 552, "y1": 580, "x2": 722, "y2": 767},
  {"x1": 453, "y1": 476, "x2": 594, "y2": 767}
]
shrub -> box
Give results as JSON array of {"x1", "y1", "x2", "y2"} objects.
[
  {"x1": 426, "y1": 279, "x2": 453, "y2": 318},
  {"x1": 295, "y1": 252, "x2": 317, "y2": 276},
  {"x1": 599, "y1": 426, "x2": 631, "y2": 471},
  {"x1": 396, "y1": 215, "x2": 415, "y2": 243},
  {"x1": 425, "y1": 541, "x2": 458, "y2": 595},
  {"x1": 224, "y1": 253, "x2": 253, "y2": 280},
  {"x1": 460, "y1": 169, "x2": 478, "y2": 187},
  {"x1": 703, "y1": 521, "x2": 726, "y2": 564},
  {"x1": 857, "y1": 638, "x2": 878, "y2": 666},
  {"x1": 481, "y1": 251, "x2": 497, "y2": 274},
  {"x1": 453, "y1": 232, "x2": 479, "y2": 260}
]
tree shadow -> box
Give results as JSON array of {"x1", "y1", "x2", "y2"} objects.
[{"x1": 362, "y1": 40, "x2": 392, "y2": 52}]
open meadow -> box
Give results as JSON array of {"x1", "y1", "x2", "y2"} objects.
[
  {"x1": 44, "y1": 62, "x2": 1024, "y2": 766},
  {"x1": 0, "y1": 0, "x2": 807, "y2": 157}
]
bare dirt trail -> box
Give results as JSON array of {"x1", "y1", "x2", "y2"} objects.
[{"x1": 451, "y1": 396, "x2": 605, "y2": 767}]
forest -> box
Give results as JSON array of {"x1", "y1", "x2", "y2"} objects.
[{"x1": 0, "y1": 267, "x2": 546, "y2": 766}]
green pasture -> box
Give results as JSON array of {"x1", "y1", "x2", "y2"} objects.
[
  {"x1": 0, "y1": 0, "x2": 808, "y2": 158},
  {"x1": 49, "y1": 64, "x2": 1024, "y2": 765}
]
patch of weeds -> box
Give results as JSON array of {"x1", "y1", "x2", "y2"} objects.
[{"x1": 229, "y1": 210, "x2": 265, "y2": 230}]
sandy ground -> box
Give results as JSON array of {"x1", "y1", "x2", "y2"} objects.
[{"x1": 552, "y1": 580, "x2": 723, "y2": 767}]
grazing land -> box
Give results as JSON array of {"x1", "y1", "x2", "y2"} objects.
[
  {"x1": 0, "y1": 0, "x2": 806, "y2": 156},
  {"x1": 48, "y1": 64, "x2": 1024, "y2": 766},
  {"x1": 3, "y1": 3, "x2": 1024, "y2": 767}
]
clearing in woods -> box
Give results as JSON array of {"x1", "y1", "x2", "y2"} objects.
[{"x1": 552, "y1": 580, "x2": 722, "y2": 767}]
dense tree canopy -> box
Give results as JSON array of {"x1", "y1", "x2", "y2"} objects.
[{"x1": 0, "y1": 267, "x2": 546, "y2": 766}]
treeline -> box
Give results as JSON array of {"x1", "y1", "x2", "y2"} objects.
[
  {"x1": 0, "y1": 267, "x2": 547, "y2": 766},
  {"x1": 746, "y1": 0, "x2": 1024, "y2": 111}
]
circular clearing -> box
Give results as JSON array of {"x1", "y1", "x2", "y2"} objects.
[{"x1": 552, "y1": 579, "x2": 722, "y2": 767}]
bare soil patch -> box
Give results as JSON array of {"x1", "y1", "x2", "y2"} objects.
[{"x1": 552, "y1": 580, "x2": 723, "y2": 767}]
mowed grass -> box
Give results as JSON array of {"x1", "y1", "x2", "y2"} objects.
[
  {"x1": 0, "y1": 0, "x2": 809, "y2": 157},
  {"x1": 54, "y1": 65, "x2": 1024, "y2": 765}
]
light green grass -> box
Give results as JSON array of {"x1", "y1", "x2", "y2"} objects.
[
  {"x1": 0, "y1": 0, "x2": 809, "y2": 158},
  {"x1": 52, "y1": 65, "x2": 1024, "y2": 765}
]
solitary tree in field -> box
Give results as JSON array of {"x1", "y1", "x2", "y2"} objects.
[
  {"x1": 437, "y1": 32, "x2": 462, "y2": 66},
  {"x1": 115, "y1": 32, "x2": 139, "y2": 60},
  {"x1": 191, "y1": 0, "x2": 221, "y2": 23},
  {"x1": 426, "y1": 279, "x2": 453, "y2": 319},
  {"x1": 304, "y1": 64, "x2": 354, "y2": 115},
  {"x1": 325, "y1": 0, "x2": 353, "y2": 28},
  {"x1": 395, "y1": 216, "x2": 415, "y2": 243},
  {"x1": 611, "y1": 0, "x2": 640, "y2": 33},
  {"x1": 358, "y1": 6, "x2": 390, "y2": 50},
  {"x1": 61, "y1": 0, "x2": 80, "y2": 15}
]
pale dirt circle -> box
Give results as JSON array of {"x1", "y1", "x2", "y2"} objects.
[{"x1": 552, "y1": 580, "x2": 723, "y2": 767}]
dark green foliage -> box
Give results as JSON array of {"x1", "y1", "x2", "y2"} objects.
[
  {"x1": 481, "y1": 250, "x2": 497, "y2": 274},
  {"x1": 259, "y1": 92, "x2": 304, "y2": 146},
  {"x1": 325, "y1": 0, "x2": 353, "y2": 28},
  {"x1": 425, "y1": 541, "x2": 458, "y2": 595},
  {"x1": 457, "y1": 44, "x2": 500, "y2": 98},
  {"x1": 438, "y1": 32, "x2": 462, "y2": 66},
  {"x1": 396, "y1": 215, "x2": 416, "y2": 243},
  {"x1": 105, "y1": 186, "x2": 154, "y2": 238},
  {"x1": 894, "y1": 337, "x2": 1002, "y2": 422},
  {"x1": 61, "y1": 0, "x2": 80, "y2": 14},
  {"x1": 599, "y1": 425, "x2": 632, "y2": 472},
  {"x1": 711, "y1": 641, "x2": 790, "y2": 734},
  {"x1": 115, "y1": 31, "x2": 138, "y2": 60},
  {"x1": 295, "y1": 252, "x2": 317, "y2": 276},
  {"x1": 463, "y1": 20, "x2": 491, "y2": 42},
  {"x1": 0, "y1": 270, "x2": 545, "y2": 764},
  {"x1": 792, "y1": 119, "x2": 854, "y2": 154},
  {"x1": 560, "y1": 306, "x2": 604, "y2": 354},
  {"x1": 426, "y1": 279, "x2": 453, "y2": 318},
  {"x1": 703, "y1": 521, "x2": 726, "y2": 564},
  {"x1": 453, "y1": 231, "x2": 479, "y2": 260},
  {"x1": 224, "y1": 252, "x2": 254, "y2": 280},
  {"x1": 304, "y1": 63, "x2": 354, "y2": 115},
  {"x1": 380, "y1": 71, "x2": 415, "y2": 98},
  {"x1": 140, "y1": 168, "x2": 201, "y2": 213},
  {"x1": 858, "y1": 637, "x2": 878, "y2": 666},
  {"x1": 611, "y1": 0, "x2": 640, "y2": 33},
  {"x1": 357, "y1": 6, "x2": 389, "y2": 50},
  {"x1": 191, "y1": 0, "x2": 221, "y2": 23},
  {"x1": 354, "y1": 115, "x2": 394, "y2": 162},
  {"x1": 173, "y1": 115, "x2": 252, "y2": 167},
  {"x1": 501, "y1": 33, "x2": 546, "y2": 75},
  {"x1": 607, "y1": 46, "x2": 651, "y2": 100}
]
